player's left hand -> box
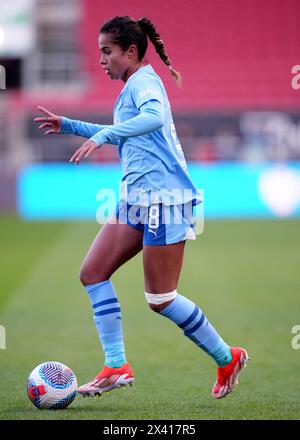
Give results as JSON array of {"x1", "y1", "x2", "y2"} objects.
[{"x1": 69, "y1": 140, "x2": 99, "y2": 165}]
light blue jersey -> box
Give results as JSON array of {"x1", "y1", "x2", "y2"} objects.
[{"x1": 61, "y1": 64, "x2": 202, "y2": 207}]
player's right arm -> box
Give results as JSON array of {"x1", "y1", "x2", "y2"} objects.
[{"x1": 34, "y1": 106, "x2": 118, "y2": 145}]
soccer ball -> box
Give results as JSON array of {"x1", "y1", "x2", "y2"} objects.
[{"x1": 27, "y1": 361, "x2": 77, "y2": 409}]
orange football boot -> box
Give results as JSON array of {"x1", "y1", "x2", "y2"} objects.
[
  {"x1": 78, "y1": 362, "x2": 134, "y2": 397},
  {"x1": 212, "y1": 347, "x2": 249, "y2": 399}
]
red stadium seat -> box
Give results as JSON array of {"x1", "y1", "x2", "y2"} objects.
[{"x1": 80, "y1": 0, "x2": 300, "y2": 110}]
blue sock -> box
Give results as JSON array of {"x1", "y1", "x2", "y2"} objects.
[
  {"x1": 160, "y1": 293, "x2": 232, "y2": 366},
  {"x1": 84, "y1": 280, "x2": 126, "y2": 368}
]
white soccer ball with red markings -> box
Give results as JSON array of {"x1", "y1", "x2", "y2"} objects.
[{"x1": 27, "y1": 361, "x2": 77, "y2": 409}]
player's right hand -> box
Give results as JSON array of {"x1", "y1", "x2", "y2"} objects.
[{"x1": 34, "y1": 106, "x2": 62, "y2": 135}]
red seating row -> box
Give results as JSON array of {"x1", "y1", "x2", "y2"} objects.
[{"x1": 79, "y1": 0, "x2": 300, "y2": 110}]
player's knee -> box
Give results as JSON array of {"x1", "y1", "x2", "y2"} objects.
[
  {"x1": 79, "y1": 265, "x2": 106, "y2": 286},
  {"x1": 145, "y1": 290, "x2": 177, "y2": 313},
  {"x1": 79, "y1": 267, "x2": 93, "y2": 286}
]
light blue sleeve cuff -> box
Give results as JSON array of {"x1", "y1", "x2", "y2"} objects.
[
  {"x1": 90, "y1": 131, "x2": 108, "y2": 146},
  {"x1": 60, "y1": 117, "x2": 117, "y2": 144},
  {"x1": 60, "y1": 117, "x2": 74, "y2": 134}
]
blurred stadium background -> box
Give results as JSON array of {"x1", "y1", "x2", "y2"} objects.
[
  {"x1": 0, "y1": 0, "x2": 300, "y2": 218},
  {"x1": 0, "y1": 0, "x2": 300, "y2": 420}
]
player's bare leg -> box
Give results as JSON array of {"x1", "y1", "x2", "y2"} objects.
[
  {"x1": 143, "y1": 241, "x2": 186, "y2": 312},
  {"x1": 79, "y1": 215, "x2": 143, "y2": 286}
]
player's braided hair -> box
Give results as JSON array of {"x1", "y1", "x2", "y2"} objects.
[
  {"x1": 100, "y1": 16, "x2": 182, "y2": 86},
  {"x1": 137, "y1": 17, "x2": 182, "y2": 86}
]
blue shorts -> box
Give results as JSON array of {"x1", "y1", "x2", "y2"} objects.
[{"x1": 115, "y1": 201, "x2": 196, "y2": 246}]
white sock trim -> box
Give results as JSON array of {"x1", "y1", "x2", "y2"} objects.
[{"x1": 145, "y1": 290, "x2": 177, "y2": 305}]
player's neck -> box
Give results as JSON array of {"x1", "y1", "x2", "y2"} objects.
[{"x1": 122, "y1": 62, "x2": 143, "y2": 83}]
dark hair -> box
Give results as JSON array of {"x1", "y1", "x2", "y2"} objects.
[{"x1": 100, "y1": 16, "x2": 182, "y2": 86}]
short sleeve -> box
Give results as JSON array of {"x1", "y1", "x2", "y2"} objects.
[{"x1": 131, "y1": 78, "x2": 164, "y2": 110}]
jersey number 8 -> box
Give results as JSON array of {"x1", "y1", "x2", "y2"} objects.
[{"x1": 148, "y1": 205, "x2": 160, "y2": 229}]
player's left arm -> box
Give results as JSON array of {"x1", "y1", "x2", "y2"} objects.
[
  {"x1": 60, "y1": 118, "x2": 119, "y2": 145},
  {"x1": 34, "y1": 106, "x2": 118, "y2": 145},
  {"x1": 70, "y1": 99, "x2": 164, "y2": 164}
]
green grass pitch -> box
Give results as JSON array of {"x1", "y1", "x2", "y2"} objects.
[{"x1": 0, "y1": 216, "x2": 299, "y2": 420}]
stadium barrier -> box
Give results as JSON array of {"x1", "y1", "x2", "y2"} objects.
[{"x1": 17, "y1": 162, "x2": 300, "y2": 220}]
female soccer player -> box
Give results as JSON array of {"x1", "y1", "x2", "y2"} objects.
[{"x1": 35, "y1": 16, "x2": 248, "y2": 399}]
